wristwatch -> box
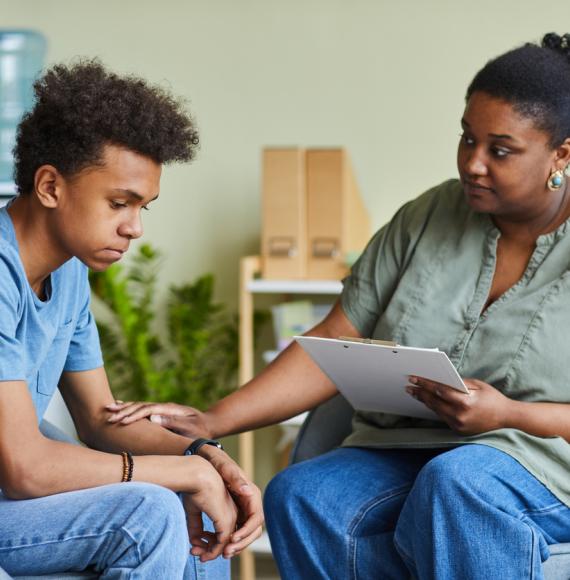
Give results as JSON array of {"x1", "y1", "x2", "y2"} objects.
[{"x1": 183, "y1": 438, "x2": 223, "y2": 456}]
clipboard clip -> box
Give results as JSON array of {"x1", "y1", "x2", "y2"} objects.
[{"x1": 339, "y1": 336, "x2": 399, "y2": 347}]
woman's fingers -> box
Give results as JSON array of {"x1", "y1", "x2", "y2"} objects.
[{"x1": 106, "y1": 401, "x2": 190, "y2": 424}]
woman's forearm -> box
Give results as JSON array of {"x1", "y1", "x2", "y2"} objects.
[
  {"x1": 205, "y1": 302, "x2": 360, "y2": 438},
  {"x1": 505, "y1": 400, "x2": 570, "y2": 441}
]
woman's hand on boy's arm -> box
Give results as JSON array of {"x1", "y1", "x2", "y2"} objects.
[
  {"x1": 106, "y1": 400, "x2": 214, "y2": 438},
  {"x1": 407, "y1": 376, "x2": 570, "y2": 441},
  {"x1": 106, "y1": 300, "x2": 357, "y2": 438}
]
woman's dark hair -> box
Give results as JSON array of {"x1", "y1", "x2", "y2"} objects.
[
  {"x1": 13, "y1": 59, "x2": 199, "y2": 195},
  {"x1": 466, "y1": 33, "x2": 570, "y2": 147}
]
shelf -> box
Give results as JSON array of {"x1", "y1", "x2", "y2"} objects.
[{"x1": 247, "y1": 278, "x2": 342, "y2": 295}]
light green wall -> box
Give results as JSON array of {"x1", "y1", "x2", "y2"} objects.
[{"x1": 2, "y1": 0, "x2": 569, "y2": 306}]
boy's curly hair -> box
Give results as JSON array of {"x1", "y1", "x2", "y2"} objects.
[{"x1": 13, "y1": 59, "x2": 199, "y2": 195}]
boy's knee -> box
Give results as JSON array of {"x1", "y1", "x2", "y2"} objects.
[{"x1": 116, "y1": 483, "x2": 187, "y2": 538}]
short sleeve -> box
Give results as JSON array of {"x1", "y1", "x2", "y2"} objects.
[
  {"x1": 63, "y1": 268, "x2": 103, "y2": 372},
  {"x1": 341, "y1": 182, "x2": 447, "y2": 337},
  {"x1": 0, "y1": 250, "x2": 25, "y2": 381},
  {"x1": 341, "y1": 216, "x2": 408, "y2": 337}
]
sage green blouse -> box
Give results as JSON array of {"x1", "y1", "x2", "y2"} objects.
[{"x1": 341, "y1": 179, "x2": 570, "y2": 506}]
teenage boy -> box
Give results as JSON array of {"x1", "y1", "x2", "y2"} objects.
[{"x1": 0, "y1": 60, "x2": 262, "y2": 579}]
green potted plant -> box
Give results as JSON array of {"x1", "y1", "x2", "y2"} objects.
[{"x1": 89, "y1": 244, "x2": 239, "y2": 409}]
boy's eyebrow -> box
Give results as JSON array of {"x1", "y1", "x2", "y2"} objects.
[{"x1": 113, "y1": 188, "x2": 159, "y2": 202}]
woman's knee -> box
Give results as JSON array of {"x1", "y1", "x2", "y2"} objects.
[
  {"x1": 264, "y1": 459, "x2": 332, "y2": 530},
  {"x1": 408, "y1": 446, "x2": 496, "y2": 500},
  {"x1": 264, "y1": 465, "x2": 302, "y2": 522}
]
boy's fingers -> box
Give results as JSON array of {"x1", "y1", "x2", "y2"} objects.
[{"x1": 225, "y1": 526, "x2": 263, "y2": 556}]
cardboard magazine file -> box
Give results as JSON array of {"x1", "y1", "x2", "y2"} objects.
[
  {"x1": 306, "y1": 148, "x2": 371, "y2": 280},
  {"x1": 261, "y1": 148, "x2": 307, "y2": 279}
]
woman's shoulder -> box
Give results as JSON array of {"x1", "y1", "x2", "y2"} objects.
[
  {"x1": 403, "y1": 178, "x2": 464, "y2": 216},
  {"x1": 390, "y1": 178, "x2": 467, "y2": 234}
]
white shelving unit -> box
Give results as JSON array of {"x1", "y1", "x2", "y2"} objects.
[
  {"x1": 247, "y1": 278, "x2": 342, "y2": 295},
  {"x1": 238, "y1": 256, "x2": 342, "y2": 580}
]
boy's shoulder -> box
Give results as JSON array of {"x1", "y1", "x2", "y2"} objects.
[
  {"x1": 0, "y1": 236, "x2": 26, "y2": 289},
  {"x1": 0, "y1": 238, "x2": 27, "y2": 319}
]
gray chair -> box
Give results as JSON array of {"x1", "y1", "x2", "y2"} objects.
[{"x1": 290, "y1": 394, "x2": 570, "y2": 580}]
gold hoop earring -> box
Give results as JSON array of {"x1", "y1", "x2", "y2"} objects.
[{"x1": 547, "y1": 168, "x2": 565, "y2": 191}]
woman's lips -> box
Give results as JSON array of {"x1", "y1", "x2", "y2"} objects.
[{"x1": 463, "y1": 180, "x2": 495, "y2": 196}]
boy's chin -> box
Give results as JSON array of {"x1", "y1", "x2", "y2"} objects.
[{"x1": 80, "y1": 258, "x2": 114, "y2": 272}]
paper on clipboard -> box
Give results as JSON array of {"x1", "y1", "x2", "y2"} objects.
[{"x1": 295, "y1": 336, "x2": 468, "y2": 421}]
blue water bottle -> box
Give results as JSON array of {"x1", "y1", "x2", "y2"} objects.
[{"x1": 0, "y1": 29, "x2": 47, "y2": 193}]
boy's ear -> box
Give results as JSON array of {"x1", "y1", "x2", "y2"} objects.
[{"x1": 33, "y1": 165, "x2": 63, "y2": 208}]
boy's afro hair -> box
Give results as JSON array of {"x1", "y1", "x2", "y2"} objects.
[{"x1": 14, "y1": 59, "x2": 199, "y2": 194}]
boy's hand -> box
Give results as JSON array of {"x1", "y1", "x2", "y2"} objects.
[
  {"x1": 197, "y1": 445, "x2": 264, "y2": 557},
  {"x1": 106, "y1": 401, "x2": 264, "y2": 555},
  {"x1": 183, "y1": 456, "x2": 238, "y2": 562}
]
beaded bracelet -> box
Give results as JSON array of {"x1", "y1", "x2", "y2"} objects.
[{"x1": 121, "y1": 451, "x2": 134, "y2": 483}]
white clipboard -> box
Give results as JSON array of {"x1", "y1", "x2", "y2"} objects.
[{"x1": 295, "y1": 336, "x2": 469, "y2": 421}]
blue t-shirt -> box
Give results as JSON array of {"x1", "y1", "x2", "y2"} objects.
[{"x1": 0, "y1": 206, "x2": 103, "y2": 422}]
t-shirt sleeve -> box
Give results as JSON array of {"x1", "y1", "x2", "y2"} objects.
[
  {"x1": 63, "y1": 266, "x2": 103, "y2": 372},
  {"x1": 341, "y1": 183, "x2": 444, "y2": 337},
  {"x1": 0, "y1": 251, "x2": 25, "y2": 381}
]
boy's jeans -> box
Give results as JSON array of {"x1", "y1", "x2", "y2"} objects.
[{"x1": 0, "y1": 482, "x2": 229, "y2": 579}]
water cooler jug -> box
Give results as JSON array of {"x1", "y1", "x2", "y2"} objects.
[{"x1": 0, "y1": 29, "x2": 47, "y2": 196}]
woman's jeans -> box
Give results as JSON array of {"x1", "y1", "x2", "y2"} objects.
[
  {"x1": 265, "y1": 444, "x2": 570, "y2": 580},
  {"x1": 0, "y1": 482, "x2": 230, "y2": 579}
]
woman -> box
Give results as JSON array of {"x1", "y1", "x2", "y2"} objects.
[{"x1": 108, "y1": 33, "x2": 570, "y2": 578}]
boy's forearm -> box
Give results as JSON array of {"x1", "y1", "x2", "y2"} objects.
[
  {"x1": 82, "y1": 412, "x2": 191, "y2": 455},
  {"x1": 59, "y1": 368, "x2": 191, "y2": 455},
  {"x1": 5, "y1": 434, "x2": 205, "y2": 500}
]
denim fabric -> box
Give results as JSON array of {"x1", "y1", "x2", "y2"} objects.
[
  {"x1": 265, "y1": 445, "x2": 570, "y2": 579},
  {"x1": 0, "y1": 483, "x2": 229, "y2": 579}
]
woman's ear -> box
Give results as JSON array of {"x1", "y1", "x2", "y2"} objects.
[
  {"x1": 33, "y1": 165, "x2": 62, "y2": 208},
  {"x1": 554, "y1": 138, "x2": 570, "y2": 171}
]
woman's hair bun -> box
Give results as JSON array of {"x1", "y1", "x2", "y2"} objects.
[{"x1": 542, "y1": 32, "x2": 570, "y2": 59}]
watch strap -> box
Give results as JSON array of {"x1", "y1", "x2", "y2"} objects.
[{"x1": 184, "y1": 438, "x2": 223, "y2": 456}]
